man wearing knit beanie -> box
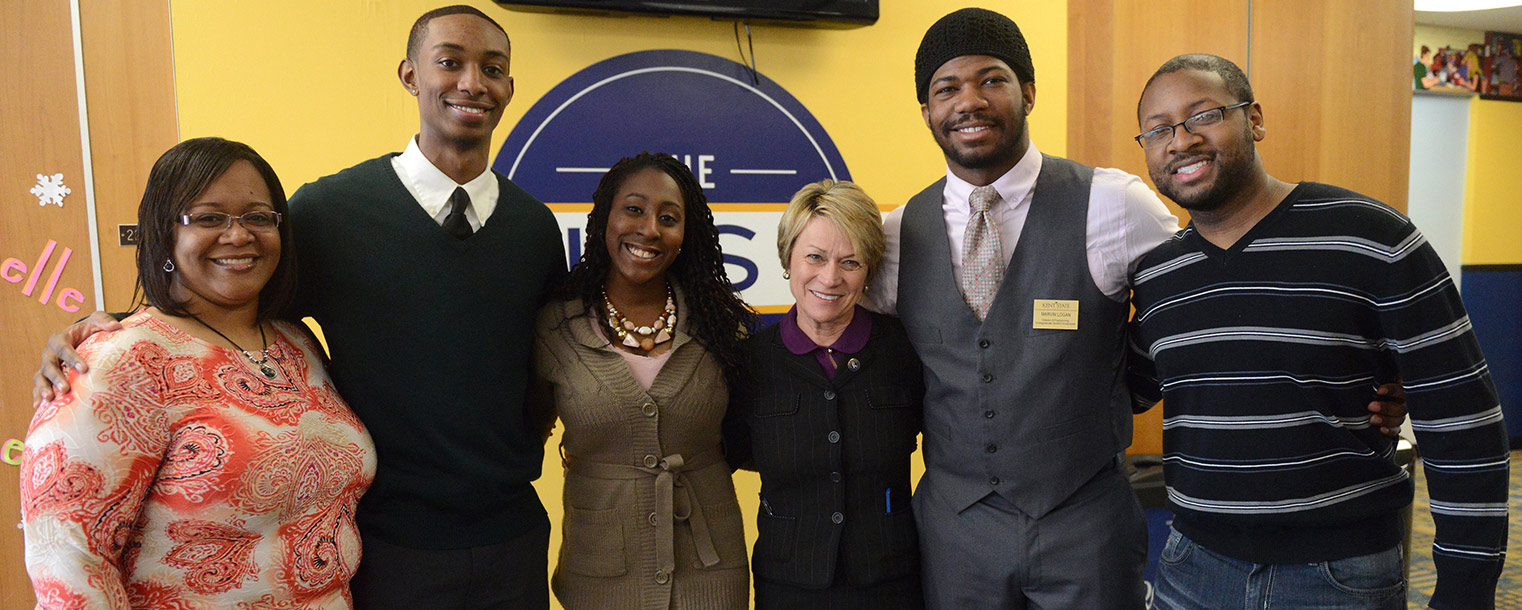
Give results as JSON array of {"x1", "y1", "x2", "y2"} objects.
[{"x1": 863, "y1": 7, "x2": 1180, "y2": 609}]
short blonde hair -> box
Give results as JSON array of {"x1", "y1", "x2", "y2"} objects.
[{"x1": 776, "y1": 180, "x2": 887, "y2": 284}]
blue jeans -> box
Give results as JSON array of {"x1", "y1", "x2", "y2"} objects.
[{"x1": 1153, "y1": 527, "x2": 1405, "y2": 610}]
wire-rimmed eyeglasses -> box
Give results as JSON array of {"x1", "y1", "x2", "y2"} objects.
[
  {"x1": 177, "y1": 211, "x2": 283, "y2": 232},
  {"x1": 1134, "y1": 101, "x2": 1252, "y2": 149}
]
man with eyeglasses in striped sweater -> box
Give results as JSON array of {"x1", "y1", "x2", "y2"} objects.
[{"x1": 1128, "y1": 54, "x2": 1507, "y2": 610}]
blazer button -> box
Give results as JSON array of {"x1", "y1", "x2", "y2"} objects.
[
  {"x1": 827, "y1": 431, "x2": 840, "y2": 444},
  {"x1": 830, "y1": 471, "x2": 842, "y2": 482},
  {"x1": 643, "y1": 455, "x2": 659, "y2": 468},
  {"x1": 989, "y1": 476, "x2": 1001, "y2": 485},
  {"x1": 824, "y1": 390, "x2": 837, "y2": 400},
  {"x1": 641, "y1": 402, "x2": 657, "y2": 417},
  {"x1": 982, "y1": 373, "x2": 993, "y2": 383},
  {"x1": 655, "y1": 570, "x2": 670, "y2": 584},
  {"x1": 979, "y1": 339, "x2": 990, "y2": 348},
  {"x1": 986, "y1": 444, "x2": 998, "y2": 453},
  {"x1": 984, "y1": 410, "x2": 996, "y2": 418},
  {"x1": 831, "y1": 512, "x2": 845, "y2": 524}
]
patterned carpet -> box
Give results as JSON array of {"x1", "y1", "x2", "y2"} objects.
[{"x1": 1407, "y1": 448, "x2": 1522, "y2": 609}]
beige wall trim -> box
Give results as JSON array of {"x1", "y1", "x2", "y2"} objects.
[{"x1": 68, "y1": 0, "x2": 104, "y2": 311}]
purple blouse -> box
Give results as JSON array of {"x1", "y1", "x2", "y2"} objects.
[{"x1": 779, "y1": 305, "x2": 872, "y2": 379}]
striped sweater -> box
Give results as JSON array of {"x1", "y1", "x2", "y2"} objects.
[{"x1": 1127, "y1": 182, "x2": 1507, "y2": 610}]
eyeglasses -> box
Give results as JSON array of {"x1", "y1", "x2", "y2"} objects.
[
  {"x1": 1134, "y1": 101, "x2": 1252, "y2": 149},
  {"x1": 178, "y1": 211, "x2": 283, "y2": 232}
]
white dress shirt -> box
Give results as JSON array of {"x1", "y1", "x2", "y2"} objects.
[
  {"x1": 866, "y1": 143, "x2": 1180, "y2": 314},
  {"x1": 390, "y1": 136, "x2": 499, "y2": 231}
]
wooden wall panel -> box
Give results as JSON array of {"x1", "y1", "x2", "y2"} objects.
[
  {"x1": 1251, "y1": 0, "x2": 1413, "y2": 212},
  {"x1": 1069, "y1": 0, "x2": 1250, "y2": 455},
  {"x1": 0, "y1": 4, "x2": 177, "y2": 608},
  {"x1": 1068, "y1": 0, "x2": 1249, "y2": 192},
  {"x1": 80, "y1": 0, "x2": 179, "y2": 311},
  {"x1": 0, "y1": 4, "x2": 95, "y2": 608}
]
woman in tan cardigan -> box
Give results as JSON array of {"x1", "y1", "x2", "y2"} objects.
[{"x1": 532, "y1": 152, "x2": 756, "y2": 610}]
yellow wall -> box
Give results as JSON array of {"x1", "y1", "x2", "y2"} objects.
[
  {"x1": 1413, "y1": 23, "x2": 1484, "y2": 54},
  {"x1": 168, "y1": 2, "x2": 1066, "y2": 607},
  {"x1": 170, "y1": 2, "x2": 1067, "y2": 210},
  {"x1": 1463, "y1": 98, "x2": 1522, "y2": 265}
]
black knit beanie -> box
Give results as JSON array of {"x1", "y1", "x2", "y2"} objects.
[{"x1": 915, "y1": 8, "x2": 1035, "y2": 103}]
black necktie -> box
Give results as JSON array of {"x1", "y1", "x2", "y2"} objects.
[{"x1": 443, "y1": 187, "x2": 473, "y2": 240}]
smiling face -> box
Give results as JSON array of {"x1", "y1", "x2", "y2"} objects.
[
  {"x1": 603, "y1": 167, "x2": 686, "y2": 292},
  {"x1": 921, "y1": 55, "x2": 1035, "y2": 185},
  {"x1": 400, "y1": 13, "x2": 513, "y2": 152},
  {"x1": 169, "y1": 160, "x2": 280, "y2": 315},
  {"x1": 1138, "y1": 69, "x2": 1264, "y2": 212},
  {"x1": 788, "y1": 216, "x2": 867, "y2": 335}
]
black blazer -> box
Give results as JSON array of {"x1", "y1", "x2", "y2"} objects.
[{"x1": 724, "y1": 311, "x2": 925, "y2": 589}]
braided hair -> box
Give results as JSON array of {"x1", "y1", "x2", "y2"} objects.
[{"x1": 562, "y1": 152, "x2": 756, "y2": 382}]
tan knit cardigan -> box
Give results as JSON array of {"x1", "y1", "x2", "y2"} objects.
[{"x1": 533, "y1": 285, "x2": 749, "y2": 610}]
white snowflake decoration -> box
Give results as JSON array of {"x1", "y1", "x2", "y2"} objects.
[{"x1": 30, "y1": 173, "x2": 71, "y2": 207}]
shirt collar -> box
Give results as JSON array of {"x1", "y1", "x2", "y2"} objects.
[
  {"x1": 396, "y1": 135, "x2": 496, "y2": 218},
  {"x1": 943, "y1": 142, "x2": 1043, "y2": 212},
  {"x1": 780, "y1": 305, "x2": 873, "y2": 355}
]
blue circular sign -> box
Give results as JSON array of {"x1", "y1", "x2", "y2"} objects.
[
  {"x1": 495, "y1": 49, "x2": 851, "y2": 312},
  {"x1": 496, "y1": 49, "x2": 849, "y2": 204}
]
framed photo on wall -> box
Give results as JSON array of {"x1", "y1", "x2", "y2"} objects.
[{"x1": 1481, "y1": 31, "x2": 1522, "y2": 101}]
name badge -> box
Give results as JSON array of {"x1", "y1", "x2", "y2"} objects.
[{"x1": 1032, "y1": 299, "x2": 1079, "y2": 330}]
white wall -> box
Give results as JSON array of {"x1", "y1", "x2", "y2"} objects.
[{"x1": 1407, "y1": 94, "x2": 1469, "y2": 288}]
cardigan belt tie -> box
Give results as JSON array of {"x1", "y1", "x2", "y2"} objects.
[{"x1": 565, "y1": 449, "x2": 724, "y2": 581}]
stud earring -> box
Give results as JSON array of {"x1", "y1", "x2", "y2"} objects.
[
  {"x1": 782, "y1": 271, "x2": 790, "y2": 280},
  {"x1": 162, "y1": 259, "x2": 175, "y2": 273}
]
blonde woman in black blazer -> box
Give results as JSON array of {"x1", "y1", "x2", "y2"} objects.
[{"x1": 724, "y1": 180, "x2": 926, "y2": 609}]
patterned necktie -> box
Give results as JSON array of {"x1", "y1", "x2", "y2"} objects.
[
  {"x1": 443, "y1": 186, "x2": 473, "y2": 240},
  {"x1": 960, "y1": 185, "x2": 1004, "y2": 321}
]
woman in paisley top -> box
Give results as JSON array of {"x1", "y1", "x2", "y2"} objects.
[{"x1": 20, "y1": 137, "x2": 376, "y2": 609}]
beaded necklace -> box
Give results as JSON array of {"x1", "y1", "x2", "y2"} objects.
[{"x1": 603, "y1": 284, "x2": 676, "y2": 352}]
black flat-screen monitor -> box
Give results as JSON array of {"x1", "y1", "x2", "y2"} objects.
[{"x1": 494, "y1": 1, "x2": 878, "y2": 27}]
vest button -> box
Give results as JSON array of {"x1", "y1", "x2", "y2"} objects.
[
  {"x1": 986, "y1": 444, "x2": 998, "y2": 453},
  {"x1": 828, "y1": 431, "x2": 841, "y2": 444},
  {"x1": 982, "y1": 373, "x2": 993, "y2": 383},
  {"x1": 649, "y1": 512, "x2": 659, "y2": 526},
  {"x1": 984, "y1": 410, "x2": 996, "y2": 418},
  {"x1": 979, "y1": 339, "x2": 990, "y2": 348},
  {"x1": 830, "y1": 471, "x2": 842, "y2": 482},
  {"x1": 989, "y1": 476, "x2": 1001, "y2": 485},
  {"x1": 641, "y1": 402, "x2": 657, "y2": 417},
  {"x1": 655, "y1": 570, "x2": 670, "y2": 584},
  {"x1": 643, "y1": 455, "x2": 659, "y2": 468},
  {"x1": 831, "y1": 512, "x2": 845, "y2": 524},
  {"x1": 824, "y1": 390, "x2": 837, "y2": 400}
]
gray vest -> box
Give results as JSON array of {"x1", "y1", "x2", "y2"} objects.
[{"x1": 899, "y1": 155, "x2": 1131, "y2": 518}]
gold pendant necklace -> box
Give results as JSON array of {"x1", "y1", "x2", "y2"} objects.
[{"x1": 188, "y1": 313, "x2": 277, "y2": 378}]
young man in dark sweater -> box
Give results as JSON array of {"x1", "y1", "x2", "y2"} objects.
[
  {"x1": 1128, "y1": 54, "x2": 1506, "y2": 610},
  {"x1": 283, "y1": 6, "x2": 564, "y2": 609},
  {"x1": 32, "y1": 6, "x2": 565, "y2": 609}
]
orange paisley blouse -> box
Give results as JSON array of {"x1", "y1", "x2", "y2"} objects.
[{"x1": 21, "y1": 312, "x2": 376, "y2": 610}]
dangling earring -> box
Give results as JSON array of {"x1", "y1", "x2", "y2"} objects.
[
  {"x1": 782, "y1": 271, "x2": 790, "y2": 280},
  {"x1": 162, "y1": 259, "x2": 175, "y2": 273}
]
